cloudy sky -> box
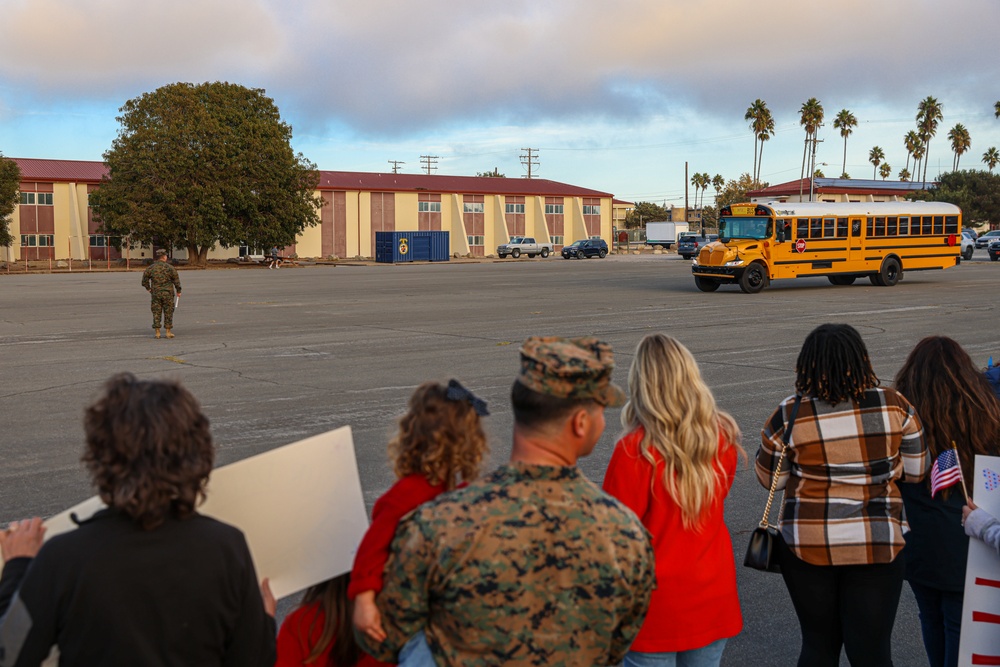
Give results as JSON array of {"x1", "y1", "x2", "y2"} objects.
[{"x1": 1, "y1": 0, "x2": 998, "y2": 205}]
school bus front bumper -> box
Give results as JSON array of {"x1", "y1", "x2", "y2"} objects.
[{"x1": 691, "y1": 264, "x2": 742, "y2": 280}]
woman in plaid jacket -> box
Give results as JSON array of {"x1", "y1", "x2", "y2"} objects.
[{"x1": 757, "y1": 323, "x2": 929, "y2": 667}]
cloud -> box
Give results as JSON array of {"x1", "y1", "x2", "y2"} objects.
[{"x1": 1, "y1": 0, "x2": 998, "y2": 139}]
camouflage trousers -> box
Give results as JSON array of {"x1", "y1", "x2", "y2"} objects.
[{"x1": 150, "y1": 292, "x2": 176, "y2": 329}]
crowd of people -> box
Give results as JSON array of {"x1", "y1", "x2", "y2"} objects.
[{"x1": 1, "y1": 325, "x2": 999, "y2": 667}]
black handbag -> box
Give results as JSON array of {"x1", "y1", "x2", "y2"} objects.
[{"x1": 744, "y1": 395, "x2": 801, "y2": 573}]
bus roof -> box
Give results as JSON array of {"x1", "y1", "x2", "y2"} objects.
[{"x1": 747, "y1": 201, "x2": 961, "y2": 217}]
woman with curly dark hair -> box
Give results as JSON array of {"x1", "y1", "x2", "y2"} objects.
[
  {"x1": 273, "y1": 379, "x2": 488, "y2": 666},
  {"x1": 0, "y1": 373, "x2": 275, "y2": 666},
  {"x1": 756, "y1": 323, "x2": 929, "y2": 667},
  {"x1": 894, "y1": 336, "x2": 1000, "y2": 667}
]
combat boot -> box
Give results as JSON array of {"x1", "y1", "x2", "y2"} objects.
[
  {"x1": 155, "y1": 328, "x2": 161, "y2": 339},
  {"x1": 165, "y1": 329, "x2": 175, "y2": 339}
]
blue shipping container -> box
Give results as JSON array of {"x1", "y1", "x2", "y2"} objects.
[{"x1": 375, "y1": 231, "x2": 450, "y2": 263}]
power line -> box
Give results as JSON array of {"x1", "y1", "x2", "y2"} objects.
[
  {"x1": 419, "y1": 155, "x2": 439, "y2": 175},
  {"x1": 519, "y1": 148, "x2": 539, "y2": 178}
]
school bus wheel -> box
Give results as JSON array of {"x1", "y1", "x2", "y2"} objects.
[
  {"x1": 738, "y1": 262, "x2": 768, "y2": 294},
  {"x1": 828, "y1": 275, "x2": 857, "y2": 286},
  {"x1": 871, "y1": 256, "x2": 902, "y2": 287},
  {"x1": 694, "y1": 276, "x2": 721, "y2": 292}
]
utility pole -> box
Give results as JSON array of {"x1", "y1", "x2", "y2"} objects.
[
  {"x1": 809, "y1": 137, "x2": 824, "y2": 202},
  {"x1": 520, "y1": 148, "x2": 539, "y2": 179},
  {"x1": 419, "y1": 155, "x2": 439, "y2": 175},
  {"x1": 388, "y1": 160, "x2": 405, "y2": 174},
  {"x1": 684, "y1": 161, "x2": 689, "y2": 226}
]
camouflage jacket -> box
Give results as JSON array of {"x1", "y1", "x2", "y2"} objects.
[
  {"x1": 359, "y1": 463, "x2": 656, "y2": 666},
  {"x1": 141, "y1": 260, "x2": 181, "y2": 295}
]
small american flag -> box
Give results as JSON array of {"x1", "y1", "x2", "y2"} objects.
[{"x1": 930, "y1": 449, "x2": 962, "y2": 497}]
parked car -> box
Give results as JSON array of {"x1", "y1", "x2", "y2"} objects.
[
  {"x1": 989, "y1": 240, "x2": 1000, "y2": 262},
  {"x1": 975, "y1": 230, "x2": 1000, "y2": 249},
  {"x1": 963, "y1": 227, "x2": 978, "y2": 240},
  {"x1": 497, "y1": 236, "x2": 554, "y2": 258},
  {"x1": 677, "y1": 233, "x2": 718, "y2": 260},
  {"x1": 561, "y1": 238, "x2": 608, "y2": 259},
  {"x1": 961, "y1": 231, "x2": 975, "y2": 260}
]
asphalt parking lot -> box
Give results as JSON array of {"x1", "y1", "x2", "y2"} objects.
[{"x1": 2, "y1": 251, "x2": 998, "y2": 665}]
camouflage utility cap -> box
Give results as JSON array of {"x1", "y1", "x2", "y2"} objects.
[{"x1": 518, "y1": 336, "x2": 626, "y2": 407}]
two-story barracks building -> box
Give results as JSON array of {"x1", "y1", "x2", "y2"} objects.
[{"x1": 6, "y1": 158, "x2": 614, "y2": 263}]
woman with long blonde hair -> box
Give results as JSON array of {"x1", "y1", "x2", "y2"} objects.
[{"x1": 603, "y1": 333, "x2": 745, "y2": 667}]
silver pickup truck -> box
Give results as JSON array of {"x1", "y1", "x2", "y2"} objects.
[{"x1": 496, "y1": 236, "x2": 554, "y2": 259}]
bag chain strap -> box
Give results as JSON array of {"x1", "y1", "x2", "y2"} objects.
[{"x1": 758, "y1": 395, "x2": 802, "y2": 529}]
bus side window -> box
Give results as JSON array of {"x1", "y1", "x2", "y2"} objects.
[
  {"x1": 810, "y1": 218, "x2": 822, "y2": 238},
  {"x1": 797, "y1": 218, "x2": 808, "y2": 239},
  {"x1": 899, "y1": 217, "x2": 909, "y2": 235},
  {"x1": 887, "y1": 217, "x2": 897, "y2": 236},
  {"x1": 776, "y1": 219, "x2": 786, "y2": 242},
  {"x1": 824, "y1": 218, "x2": 836, "y2": 238},
  {"x1": 837, "y1": 218, "x2": 848, "y2": 237},
  {"x1": 875, "y1": 217, "x2": 886, "y2": 236},
  {"x1": 866, "y1": 217, "x2": 874, "y2": 236},
  {"x1": 933, "y1": 216, "x2": 944, "y2": 235},
  {"x1": 852, "y1": 219, "x2": 862, "y2": 237},
  {"x1": 945, "y1": 215, "x2": 959, "y2": 234},
  {"x1": 922, "y1": 216, "x2": 933, "y2": 235}
]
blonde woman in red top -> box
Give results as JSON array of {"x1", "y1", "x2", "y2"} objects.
[{"x1": 603, "y1": 333, "x2": 745, "y2": 667}]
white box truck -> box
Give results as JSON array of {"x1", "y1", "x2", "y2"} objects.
[{"x1": 645, "y1": 221, "x2": 690, "y2": 249}]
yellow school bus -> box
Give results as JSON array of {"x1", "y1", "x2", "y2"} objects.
[{"x1": 691, "y1": 201, "x2": 962, "y2": 293}]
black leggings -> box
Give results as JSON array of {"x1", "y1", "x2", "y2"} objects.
[{"x1": 777, "y1": 537, "x2": 904, "y2": 667}]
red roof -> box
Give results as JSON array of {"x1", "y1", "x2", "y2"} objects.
[
  {"x1": 12, "y1": 157, "x2": 108, "y2": 183},
  {"x1": 7, "y1": 157, "x2": 614, "y2": 198},
  {"x1": 317, "y1": 171, "x2": 612, "y2": 197},
  {"x1": 749, "y1": 178, "x2": 926, "y2": 198}
]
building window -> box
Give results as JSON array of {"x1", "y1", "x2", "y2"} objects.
[
  {"x1": 20, "y1": 192, "x2": 35, "y2": 205},
  {"x1": 37, "y1": 193, "x2": 53, "y2": 206},
  {"x1": 418, "y1": 201, "x2": 441, "y2": 213},
  {"x1": 38, "y1": 234, "x2": 54, "y2": 246},
  {"x1": 505, "y1": 203, "x2": 524, "y2": 214},
  {"x1": 21, "y1": 235, "x2": 36, "y2": 246},
  {"x1": 463, "y1": 202, "x2": 484, "y2": 214},
  {"x1": 583, "y1": 205, "x2": 600, "y2": 215},
  {"x1": 90, "y1": 236, "x2": 106, "y2": 247},
  {"x1": 545, "y1": 204, "x2": 564, "y2": 215},
  {"x1": 550, "y1": 235, "x2": 564, "y2": 245},
  {"x1": 467, "y1": 235, "x2": 484, "y2": 246}
]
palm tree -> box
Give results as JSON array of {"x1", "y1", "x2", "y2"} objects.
[
  {"x1": 833, "y1": 109, "x2": 857, "y2": 178},
  {"x1": 948, "y1": 123, "x2": 971, "y2": 171},
  {"x1": 712, "y1": 174, "x2": 725, "y2": 205},
  {"x1": 916, "y1": 96, "x2": 943, "y2": 186},
  {"x1": 745, "y1": 100, "x2": 769, "y2": 181},
  {"x1": 911, "y1": 143, "x2": 925, "y2": 184},
  {"x1": 904, "y1": 130, "x2": 921, "y2": 177},
  {"x1": 799, "y1": 98, "x2": 825, "y2": 195},
  {"x1": 755, "y1": 109, "x2": 775, "y2": 182},
  {"x1": 983, "y1": 147, "x2": 1000, "y2": 173},
  {"x1": 869, "y1": 146, "x2": 885, "y2": 179},
  {"x1": 879, "y1": 163, "x2": 891, "y2": 180},
  {"x1": 995, "y1": 101, "x2": 1000, "y2": 118},
  {"x1": 898, "y1": 168, "x2": 911, "y2": 182}
]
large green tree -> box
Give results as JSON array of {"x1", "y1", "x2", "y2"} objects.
[
  {"x1": 715, "y1": 173, "x2": 769, "y2": 210},
  {"x1": 90, "y1": 82, "x2": 322, "y2": 266},
  {"x1": 911, "y1": 170, "x2": 1000, "y2": 226},
  {"x1": 0, "y1": 153, "x2": 20, "y2": 248},
  {"x1": 624, "y1": 201, "x2": 671, "y2": 229}
]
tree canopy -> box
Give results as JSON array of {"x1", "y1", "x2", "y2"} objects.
[
  {"x1": 0, "y1": 153, "x2": 20, "y2": 248},
  {"x1": 911, "y1": 170, "x2": 1000, "y2": 226},
  {"x1": 90, "y1": 82, "x2": 322, "y2": 265},
  {"x1": 624, "y1": 201, "x2": 671, "y2": 229},
  {"x1": 476, "y1": 168, "x2": 505, "y2": 178},
  {"x1": 715, "y1": 174, "x2": 769, "y2": 210}
]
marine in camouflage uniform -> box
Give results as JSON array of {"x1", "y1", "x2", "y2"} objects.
[
  {"x1": 141, "y1": 250, "x2": 182, "y2": 338},
  {"x1": 360, "y1": 336, "x2": 656, "y2": 667}
]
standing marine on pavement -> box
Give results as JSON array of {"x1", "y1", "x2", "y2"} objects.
[
  {"x1": 359, "y1": 335, "x2": 656, "y2": 667},
  {"x1": 141, "y1": 248, "x2": 182, "y2": 339}
]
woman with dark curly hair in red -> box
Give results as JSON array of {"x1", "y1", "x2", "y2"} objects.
[{"x1": 0, "y1": 373, "x2": 276, "y2": 666}]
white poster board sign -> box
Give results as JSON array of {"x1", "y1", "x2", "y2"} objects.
[
  {"x1": 8, "y1": 425, "x2": 369, "y2": 600},
  {"x1": 959, "y1": 454, "x2": 1000, "y2": 665}
]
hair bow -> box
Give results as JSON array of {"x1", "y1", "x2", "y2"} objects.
[{"x1": 446, "y1": 379, "x2": 490, "y2": 416}]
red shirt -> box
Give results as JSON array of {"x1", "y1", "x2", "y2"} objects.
[
  {"x1": 348, "y1": 474, "x2": 448, "y2": 599},
  {"x1": 602, "y1": 426, "x2": 743, "y2": 653},
  {"x1": 275, "y1": 602, "x2": 391, "y2": 667}
]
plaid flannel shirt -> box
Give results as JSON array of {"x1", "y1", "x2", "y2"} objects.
[{"x1": 757, "y1": 387, "x2": 928, "y2": 566}]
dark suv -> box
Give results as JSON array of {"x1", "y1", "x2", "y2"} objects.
[
  {"x1": 677, "y1": 234, "x2": 718, "y2": 260},
  {"x1": 562, "y1": 238, "x2": 608, "y2": 259}
]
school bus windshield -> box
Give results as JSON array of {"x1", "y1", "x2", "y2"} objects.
[{"x1": 719, "y1": 217, "x2": 771, "y2": 241}]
